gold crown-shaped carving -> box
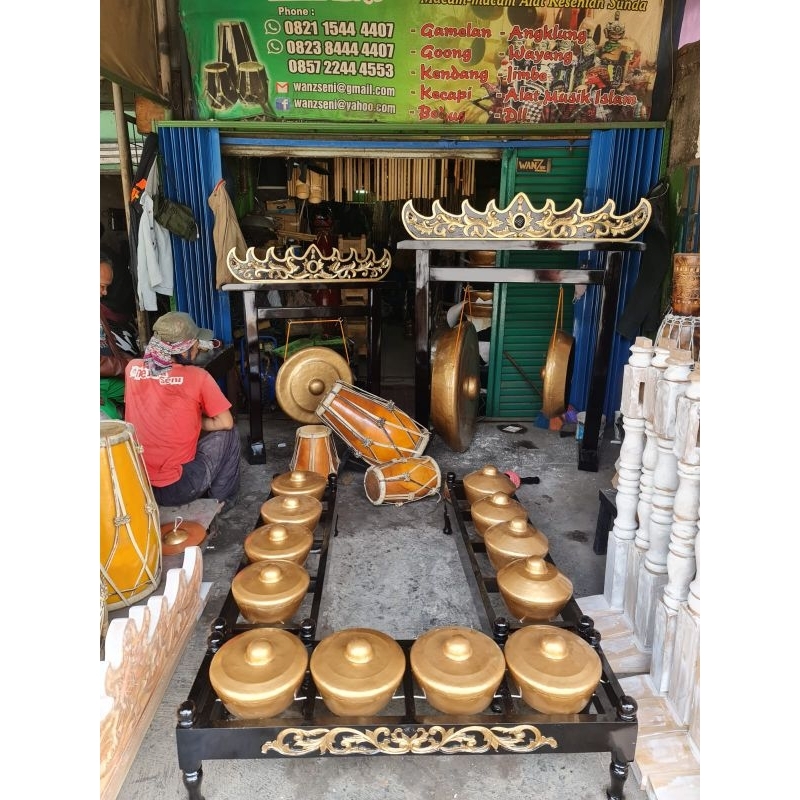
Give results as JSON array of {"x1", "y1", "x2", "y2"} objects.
[
  {"x1": 227, "y1": 244, "x2": 392, "y2": 283},
  {"x1": 401, "y1": 193, "x2": 651, "y2": 241}
]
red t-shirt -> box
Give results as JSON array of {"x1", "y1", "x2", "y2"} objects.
[{"x1": 124, "y1": 360, "x2": 231, "y2": 487}]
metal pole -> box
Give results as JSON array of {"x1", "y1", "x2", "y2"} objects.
[
  {"x1": 112, "y1": 81, "x2": 150, "y2": 343},
  {"x1": 112, "y1": 81, "x2": 133, "y2": 233},
  {"x1": 155, "y1": 0, "x2": 172, "y2": 102}
]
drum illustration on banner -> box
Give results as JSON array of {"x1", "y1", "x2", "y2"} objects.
[{"x1": 203, "y1": 62, "x2": 238, "y2": 110}]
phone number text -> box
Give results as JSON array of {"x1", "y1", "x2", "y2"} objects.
[{"x1": 287, "y1": 59, "x2": 395, "y2": 77}]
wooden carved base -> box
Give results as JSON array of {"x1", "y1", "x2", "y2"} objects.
[{"x1": 100, "y1": 546, "x2": 206, "y2": 800}]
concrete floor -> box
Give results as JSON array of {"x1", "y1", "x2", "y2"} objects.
[{"x1": 113, "y1": 323, "x2": 646, "y2": 800}]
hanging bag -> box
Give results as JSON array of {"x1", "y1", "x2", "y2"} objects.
[{"x1": 152, "y1": 193, "x2": 199, "y2": 240}]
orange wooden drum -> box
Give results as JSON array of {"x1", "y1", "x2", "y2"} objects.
[
  {"x1": 316, "y1": 381, "x2": 430, "y2": 466},
  {"x1": 363, "y1": 456, "x2": 442, "y2": 506},
  {"x1": 289, "y1": 424, "x2": 340, "y2": 478},
  {"x1": 100, "y1": 421, "x2": 162, "y2": 610}
]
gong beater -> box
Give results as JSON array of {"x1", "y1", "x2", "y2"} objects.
[
  {"x1": 430, "y1": 320, "x2": 480, "y2": 452},
  {"x1": 275, "y1": 346, "x2": 353, "y2": 424}
]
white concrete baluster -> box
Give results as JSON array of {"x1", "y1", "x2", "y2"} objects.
[
  {"x1": 626, "y1": 341, "x2": 670, "y2": 647},
  {"x1": 688, "y1": 508, "x2": 700, "y2": 617},
  {"x1": 633, "y1": 349, "x2": 693, "y2": 650},
  {"x1": 604, "y1": 337, "x2": 652, "y2": 610},
  {"x1": 652, "y1": 368, "x2": 700, "y2": 693},
  {"x1": 687, "y1": 511, "x2": 700, "y2": 745}
]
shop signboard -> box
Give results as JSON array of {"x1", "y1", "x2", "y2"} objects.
[{"x1": 180, "y1": 0, "x2": 666, "y2": 124}]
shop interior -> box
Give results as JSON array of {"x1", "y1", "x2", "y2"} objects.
[{"x1": 101, "y1": 152, "x2": 504, "y2": 414}]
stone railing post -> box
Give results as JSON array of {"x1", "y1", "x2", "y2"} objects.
[
  {"x1": 651, "y1": 368, "x2": 700, "y2": 693},
  {"x1": 633, "y1": 349, "x2": 693, "y2": 650},
  {"x1": 604, "y1": 337, "x2": 652, "y2": 610},
  {"x1": 626, "y1": 343, "x2": 670, "y2": 596}
]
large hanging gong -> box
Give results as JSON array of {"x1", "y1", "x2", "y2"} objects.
[
  {"x1": 276, "y1": 346, "x2": 353, "y2": 423},
  {"x1": 430, "y1": 321, "x2": 480, "y2": 452},
  {"x1": 541, "y1": 288, "x2": 574, "y2": 418}
]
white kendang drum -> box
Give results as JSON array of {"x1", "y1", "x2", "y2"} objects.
[
  {"x1": 316, "y1": 380, "x2": 430, "y2": 466},
  {"x1": 655, "y1": 311, "x2": 700, "y2": 363},
  {"x1": 363, "y1": 456, "x2": 442, "y2": 506},
  {"x1": 100, "y1": 421, "x2": 162, "y2": 610},
  {"x1": 289, "y1": 424, "x2": 340, "y2": 478}
]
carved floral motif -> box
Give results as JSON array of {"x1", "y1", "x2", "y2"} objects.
[{"x1": 401, "y1": 193, "x2": 651, "y2": 241}]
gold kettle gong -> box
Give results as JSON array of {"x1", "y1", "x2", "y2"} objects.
[
  {"x1": 430, "y1": 320, "x2": 480, "y2": 452},
  {"x1": 541, "y1": 288, "x2": 574, "y2": 418}
]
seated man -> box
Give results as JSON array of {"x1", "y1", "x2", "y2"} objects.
[
  {"x1": 101, "y1": 253, "x2": 139, "y2": 419},
  {"x1": 124, "y1": 311, "x2": 241, "y2": 510}
]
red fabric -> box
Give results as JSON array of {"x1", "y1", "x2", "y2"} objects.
[{"x1": 124, "y1": 360, "x2": 231, "y2": 486}]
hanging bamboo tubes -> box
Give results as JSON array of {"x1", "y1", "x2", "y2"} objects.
[{"x1": 323, "y1": 156, "x2": 478, "y2": 205}]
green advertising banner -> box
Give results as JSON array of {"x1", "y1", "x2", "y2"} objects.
[{"x1": 180, "y1": 0, "x2": 666, "y2": 124}]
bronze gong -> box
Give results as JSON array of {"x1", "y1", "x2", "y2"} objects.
[
  {"x1": 276, "y1": 346, "x2": 353, "y2": 424},
  {"x1": 541, "y1": 329, "x2": 574, "y2": 418},
  {"x1": 541, "y1": 288, "x2": 574, "y2": 419},
  {"x1": 430, "y1": 321, "x2": 480, "y2": 452}
]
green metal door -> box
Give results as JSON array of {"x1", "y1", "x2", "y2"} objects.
[{"x1": 486, "y1": 142, "x2": 590, "y2": 419}]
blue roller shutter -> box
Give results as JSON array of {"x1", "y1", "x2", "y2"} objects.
[{"x1": 157, "y1": 127, "x2": 233, "y2": 343}]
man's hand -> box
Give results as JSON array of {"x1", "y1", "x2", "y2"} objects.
[{"x1": 201, "y1": 409, "x2": 235, "y2": 432}]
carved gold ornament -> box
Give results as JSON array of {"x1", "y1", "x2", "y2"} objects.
[
  {"x1": 401, "y1": 193, "x2": 651, "y2": 241},
  {"x1": 262, "y1": 724, "x2": 557, "y2": 756},
  {"x1": 226, "y1": 244, "x2": 392, "y2": 283}
]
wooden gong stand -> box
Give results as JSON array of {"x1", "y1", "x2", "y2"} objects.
[{"x1": 399, "y1": 238, "x2": 644, "y2": 472}]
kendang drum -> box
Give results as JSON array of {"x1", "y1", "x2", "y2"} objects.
[
  {"x1": 289, "y1": 424, "x2": 340, "y2": 478},
  {"x1": 100, "y1": 421, "x2": 162, "y2": 610},
  {"x1": 363, "y1": 456, "x2": 442, "y2": 506},
  {"x1": 316, "y1": 380, "x2": 430, "y2": 466},
  {"x1": 656, "y1": 312, "x2": 700, "y2": 363}
]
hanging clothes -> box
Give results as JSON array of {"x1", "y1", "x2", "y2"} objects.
[
  {"x1": 208, "y1": 178, "x2": 247, "y2": 289},
  {"x1": 127, "y1": 132, "x2": 160, "y2": 300},
  {"x1": 136, "y1": 159, "x2": 174, "y2": 311}
]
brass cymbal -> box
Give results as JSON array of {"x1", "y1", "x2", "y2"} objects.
[
  {"x1": 541, "y1": 329, "x2": 574, "y2": 418},
  {"x1": 276, "y1": 346, "x2": 353, "y2": 423},
  {"x1": 160, "y1": 520, "x2": 206, "y2": 556},
  {"x1": 430, "y1": 322, "x2": 480, "y2": 453}
]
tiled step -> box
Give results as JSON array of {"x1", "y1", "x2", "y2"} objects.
[
  {"x1": 577, "y1": 594, "x2": 651, "y2": 676},
  {"x1": 619, "y1": 674, "x2": 699, "y2": 800},
  {"x1": 576, "y1": 599, "x2": 700, "y2": 800},
  {"x1": 646, "y1": 771, "x2": 701, "y2": 800}
]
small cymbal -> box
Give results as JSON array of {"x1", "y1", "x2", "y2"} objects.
[{"x1": 161, "y1": 520, "x2": 206, "y2": 555}]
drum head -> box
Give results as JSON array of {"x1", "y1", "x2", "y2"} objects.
[
  {"x1": 430, "y1": 322, "x2": 480, "y2": 453},
  {"x1": 276, "y1": 346, "x2": 353, "y2": 423},
  {"x1": 541, "y1": 330, "x2": 574, "y2": 418}
]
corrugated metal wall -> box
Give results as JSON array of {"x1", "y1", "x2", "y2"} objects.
[
  {"x1": 158, "y1": 127, "x2": 233, "y2": 343},
  {"x1": 486, "y1": 141, "x2": 589, "y2": 418}
]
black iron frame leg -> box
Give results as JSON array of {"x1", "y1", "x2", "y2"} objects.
[
  {"x1": 607, "y1": 755, "x2": 629, "y2": 800},
  {"x1": 182, "y1": 766, "x2": 204, "y2": 800}
]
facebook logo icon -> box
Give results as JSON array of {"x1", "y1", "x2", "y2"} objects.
[{"x1": 275, "y1": 98, "x2": 291, "y2": 111}]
